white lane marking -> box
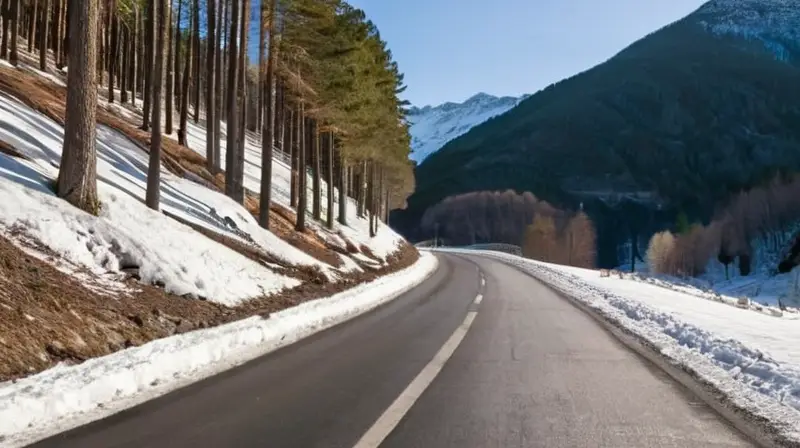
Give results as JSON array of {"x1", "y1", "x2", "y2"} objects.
[
  {"x1": 481, "y1": 277, "x2": 485, "y2": 287},
  {"x1": 473, "y1": 294, "x2": 483, "y2": 306},
  {"x1": 353, "y1": 311, "x2": 478, "y2": 448}
]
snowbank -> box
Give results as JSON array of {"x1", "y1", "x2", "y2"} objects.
[
  {"x1": 0, "y1": 252, "x2": 438, "y2": 447},
  {"x1": 437, "y1": 248, "x2": 800, "y2": 445}
]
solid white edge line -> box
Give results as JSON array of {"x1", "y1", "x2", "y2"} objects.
[
  {"x1": 473, "y1": 294, "x2": 483, "y2": 305},
  {"x1": 353, "y1": 311, "x2": 479, "y2": 448}
]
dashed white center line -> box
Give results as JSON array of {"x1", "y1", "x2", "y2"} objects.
[
  {"x1": 481, "y1": 277, "x2": 485, "y2": 287},
  {"x1": 473, "y1": 294, "x2": 483, "y2": 306},
  {"x1": 352, "y1": 309, "x2": 479, "y2": 448}
]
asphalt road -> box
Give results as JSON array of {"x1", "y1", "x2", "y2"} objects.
[{"x1": 32, "y1": 253, "x2": 753, "y2": 448}]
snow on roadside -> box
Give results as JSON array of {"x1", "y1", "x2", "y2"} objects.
[
  {"x1": 0, "y1": 252, "x2": 438, "y2": 448},
  {"x1": 437, "y1": 248, "x2": 800, "y2": 444}
]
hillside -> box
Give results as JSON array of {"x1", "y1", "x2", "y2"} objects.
[
  {"x1": 0, "y1": 52, "x2": 417, "y2": 382},
  {"x1": 395, "y1": 0, "x2": 800, "y2": 267},
  {"x1": 407, "y1": 93, "x2": 527, "y2": 163}
]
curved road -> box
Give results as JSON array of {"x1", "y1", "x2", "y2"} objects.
[{"x1": 33, "y1": 253, "x2": 753, "y2": 447}]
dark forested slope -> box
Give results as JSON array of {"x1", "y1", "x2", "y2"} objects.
[{"x1": 394, "y1": 0, "x2": 800, "y2": 267}]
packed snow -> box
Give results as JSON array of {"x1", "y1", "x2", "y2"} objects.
[
  {"x1": 438, "y1": 248, "x2": 800, "y2": 443},
  {"x1": 0, "y1": 252, "x2": 438, "y2": 447},
  {"x1": 407, "y1": 92, "x2": 528, "y2": 163}
]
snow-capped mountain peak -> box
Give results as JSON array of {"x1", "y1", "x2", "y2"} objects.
[{"x1": 407, "y1": 92, "x2": 528, "y2": 163}]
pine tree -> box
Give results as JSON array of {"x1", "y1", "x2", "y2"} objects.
[
  {"x1": 141, "y1": 0, "x2": 154, "y2": 130},
  {"x1": 191, "y1": 0, "x2": 199, "y2": 122},
  {"x1": 57, "y1": 0, "x2": 99, "y2": 214},
  {"x1": 145, "y1": 0, "x2": 167, "y2": 209},
  {"x1": 8, "y1": 0, "x2": 19, "y2": 65},
  {"x1": 205, "y1": 0, "x2": 217, "y2": 172},
  {"x1": 177, "y1": 3, "x2": 192, "y2": 145},
  {"x1": 164, "y1": 0, "x2": 174, "y2": 134},
  {"x1": 224, "y1": 0, "x2": 239, "y2": 200},
  {"x1": 258, "y1": 0, "x2": 278, "y2": 228}
]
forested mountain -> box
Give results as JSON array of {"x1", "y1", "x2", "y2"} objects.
[
  {"x1": 407, "y1": 93, "x2": 527, "y2": 163},
  {"x1": 393, "y1": 0, "x2": 800, "y2": 267}
]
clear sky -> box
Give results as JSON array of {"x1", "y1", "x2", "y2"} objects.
[{"x1": 347, "y1": 0, "x2": 708, "y2": 107}]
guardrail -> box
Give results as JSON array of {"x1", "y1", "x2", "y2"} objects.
[
  {"x1": 465, "y1": 243, "x2": 523, "y2": 256},
  {"x1": 424, "y1": 243, "x2": 523, "y2": 256}
]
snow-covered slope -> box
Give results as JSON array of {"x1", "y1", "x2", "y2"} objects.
[
  {"x1": 0, "y1": 74, "x2": 405, "y2": 306},
  {"x1": 407, "y1": 92, "x2": 527, "y2": 163}
]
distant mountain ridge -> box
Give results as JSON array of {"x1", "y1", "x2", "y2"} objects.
[
  {"x1": 407, "y1": 92, "x2": 528, "y2": 163},
  {"x1": 393, "y1": 0, "x2": 800, "y2": 267}
]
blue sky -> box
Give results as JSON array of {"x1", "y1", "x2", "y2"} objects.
[{"x1": 347, "y1": 0, "x2": 708, "y2": 107}]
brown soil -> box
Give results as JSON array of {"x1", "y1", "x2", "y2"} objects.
[
  {"x1": 0, "y1": 64, "x2": 422, "y2": 382},
  {"x1": 0, "y1": 139, "x2": 29, "y2": 160},
  {"x1": 0, "y1": 234, "x2": 419, "y2": 382}
]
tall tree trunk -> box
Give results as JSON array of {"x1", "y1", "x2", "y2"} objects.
[
  {"x1": 258, "y1": 0, "x2": 277, "y2": 228},
  {"x1": 131, "y1": 6, "x2": 138, "y2": 106},
  {"x1": 172, "y1": 0, "x2": 181, "y2": 110},
  {"x1": 141, "y1": 0, "x2": 154, "y2": 130},
  {"x1": 177, "y1": 4, "x2": 192, "y2": 145},
  {"x1": 366, "y1": 162, "x2": 375, "y2": 238},
  {"x1": 213, "y1": 0, "x2": 222, "y2": 174},
  {"x1": 219, "y1": 0, "x2": 227, "y2": 121},
  {"x1": 103, "y1": 0, "x2": 110, "y2": 80},
  {"x1": 96, "y1": 0, "x2": 103, "y2": 85},
  {"x1": 38, "y1": 0, "x2": 49, "y2": 69},
  {"x1": 290, "y1": 106, "x2": 298, "y2": 208},
  {"x1": 311, "y1": 122, "x2": 321, "y2": 221},
  {"x1": 51, "y1": 0, "x2": 59, "y2": 65},
  {"x1": 224, "y1": 0, "x2": 239, "y2": 200},
  {"x1": 326, "y1": 131, "x2": 334, "y2": 229},
  {"x1": 1, "y1": 0, "x2": 10, "y2": 58},
  {"x1": 358, "y1": 160, "x2": 367, "y2": 217},
  {"x1": 56, "y1": 0, "x2": 65, "y2": 67},
  {"x1": 119, "y1": 24, "x2": 128, "y2": 102},
  {"x1": 295, "y1": 110, "x2": 307, "y2": 232},
  {"x1": 27, "y1": 0, "x2": 36, "y2": 52},
  {"x1": 337, "y1": 150, "x2": 347, "y2": 226},
  {"x1": 256, "y1": 0, "x2": 266, "y2": 133},
  {"x1": 57, "y1": 0, "x2": 98, "y2": 214},
  {"x1": 384, "y1": 187, "x2": 390, "y2": 224},
  {"x1": 375, "y1": 165, "x2": 383, "y2": 233},
  {"x1": 276, "y1": 79, "x2": 284, "y2": 150},
  {"x1": 107, "y1": 5, "x2": 116, "y2": 103},
  {"x1": 234, "y1": 0, "x2": 248, "y2": 200},
  {"x1": 205, "y1": 0, "x2": 216, "y2": 172},
  {"x1": 191, "y1": 0, "x2": 199, "y2": 123},
  {"x1": 146, "y1": 0, "x2": 166, "y2": 209},
  {"x1": 164, "y1": 0, "x2": 173, "y2": 133},
  {"x1": 9, "y1": 0, "x2": 19, "y2": 64}
]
